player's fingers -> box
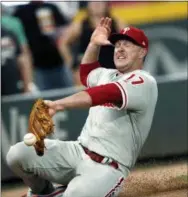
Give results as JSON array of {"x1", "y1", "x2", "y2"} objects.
[
  {"x1": 106, "y1": 18, "x2": 112, "y2": 28},
  {"x1": 99, "y1": 17, "x2": 105, "y2": 26},
  {"x1": 106, "y1": 29, "x2": 111, "y2": 36},
  {"x1": 104, "y1": 18, "x2": 111, "y2": 35},
  {"x1": 105, "y1": 26, "x2": 111, "y2": 35},
  {"x1": 103, "y1": 17, "x2": 109, "y2": 26},
  {"x1": 49, "y1": 109, "x2": 56, "y2": 117},
  {"x1": 44, "y1": 100, "x2": 56, "y2": 109},
  {"x1": 44, "y1": 100, "x2": 52, "y2": 106}
]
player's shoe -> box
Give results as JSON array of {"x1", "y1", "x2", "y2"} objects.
[{"x1": 22, "y1": 185, "x2": 67, "y2": 197}]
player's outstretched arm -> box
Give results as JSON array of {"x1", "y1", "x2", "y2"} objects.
[
  {"x1": 45, "y1": 83, "x2": 122, "y2": 117},
  {"x1": 81, "y1": 17, "x2": 112, "y2": 64},
  {"x1": 44, "y1": 91, "x2": 92, "y2": 116}
]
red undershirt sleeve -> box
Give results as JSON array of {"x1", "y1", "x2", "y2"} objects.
[
  {"x1": 80, "y1": 61, "x2": 101, "y2": 87},
  {"x1": 85, "y1": 83, "x2": 123, "y2": 106}
]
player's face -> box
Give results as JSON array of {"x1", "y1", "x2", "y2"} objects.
[{"x1": 114, "y1": 40, "x2": 145, "y2": 73}]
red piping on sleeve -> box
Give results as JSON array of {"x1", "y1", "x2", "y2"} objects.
[
  {"x1": 85, "y1": 83, "x2": 122, "y2": 106},
  {"x1": 115, "y1": 82, "x2": 127, "y2": 109},
  {"x1": 80, "y1": 61, "x2": 100, "y2": 87}
]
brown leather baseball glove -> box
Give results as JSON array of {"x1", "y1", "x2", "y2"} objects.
[{"x1": 28, "y1": 99, "x2": 54, "y2": 156}]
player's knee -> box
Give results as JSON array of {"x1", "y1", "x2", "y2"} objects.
[{"x1": 6, "y1": 142, "x2": 29, "y2": 169}]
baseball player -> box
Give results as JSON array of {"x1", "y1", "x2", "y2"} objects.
[{"x1": 6, "y1": 17, "x2": 158, "y2": 197}]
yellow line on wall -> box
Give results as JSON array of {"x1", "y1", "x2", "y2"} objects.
[{"x1": 74, "y1": 2, "x2": 187, "y2": 25}]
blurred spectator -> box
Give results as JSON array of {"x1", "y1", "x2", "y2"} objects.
[
  {"x1": 1, "y1": 27, "x2": 34, "y2": 95},
  {"x1": 14, "y1": 0, "x2": 73, "y2": 91},
  {"x1": 59, "y1": 1, "x2": 125, "y2": 85},
  {"x1": 52, "y1": 2, "x2": 79, "y2": 21},
  {"x1": 79, "y1": 1, "x2": 88, "y2": 9},
  {"x1": 2, "y1": 4, "x2": 28, "y2": 48},
  {"x1": 1, "y1": 4, "x2": 36, "y2": 93}
]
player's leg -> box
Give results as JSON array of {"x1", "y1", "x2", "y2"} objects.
[
  {"x1": 6, "y1": 139, "x2": 83, "y2": 195},
  {"x1": 63, "y1": 157, "x2": 129, "y2": 197}
]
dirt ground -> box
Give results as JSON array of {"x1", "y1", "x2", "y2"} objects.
[
  {"x1": 2, "y1": 162, "x2": 188, "y2": 197},
  {"x1": 119, "y1": 162, "x2": 188, "y2": 197},
  {"x1": 145, "y1": 189, "x2": 187, "y2": 197}
]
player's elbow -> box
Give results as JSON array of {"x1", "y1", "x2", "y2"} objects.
[
  {"x1": 80, "y1": 70, "x2": 87, "y2": 87},
  {"x1": 80, "y1": 61, "x2": 101, "y2": 87},
  {"x1": 79, "y1": 64, "x2": 89, "y2": 87}
]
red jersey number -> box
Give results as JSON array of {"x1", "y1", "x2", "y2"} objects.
[{"x1": 124, "y1": 74, "x2": 144, "y2": 85}]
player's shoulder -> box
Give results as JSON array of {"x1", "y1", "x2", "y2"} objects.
[
  {"x1": 97, "y1": 68, "x2": 116, "y2": 77},
  {"x1": 138, "y1": 70, "x2": 157, "y2": 84},
  {"x1": 94, "y1": 68, "x2": 117, "y2": 84},
  {"x1": 117, "y1": 70, "x2": 157, "y2": 92},
  {"x1": 89, "y1": 67, "x2": 115, "y2": 80}
]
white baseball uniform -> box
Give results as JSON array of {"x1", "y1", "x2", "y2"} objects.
[
  {"x1": 78, "y1": 67, "x2": 158, "y2": 169},
  {"x1": 6, "y1": 67, "x2": 158, "y2": 197}
]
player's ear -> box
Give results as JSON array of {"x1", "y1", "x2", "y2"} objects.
[{"x1": 139, "y1": 48, "x2": 147, "y2": 59}]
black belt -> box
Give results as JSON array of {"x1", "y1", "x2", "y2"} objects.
[{"x1": 82, "y1": 146, "x2": 119, "y2": 169}]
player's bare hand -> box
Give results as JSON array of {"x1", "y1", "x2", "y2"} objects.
[
  {"x1": 44, "y1": 100, "x2": 58, "y2": 117},
  {"x1": 90, "y1": 17, "x2": 112, "y2": 46}
]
